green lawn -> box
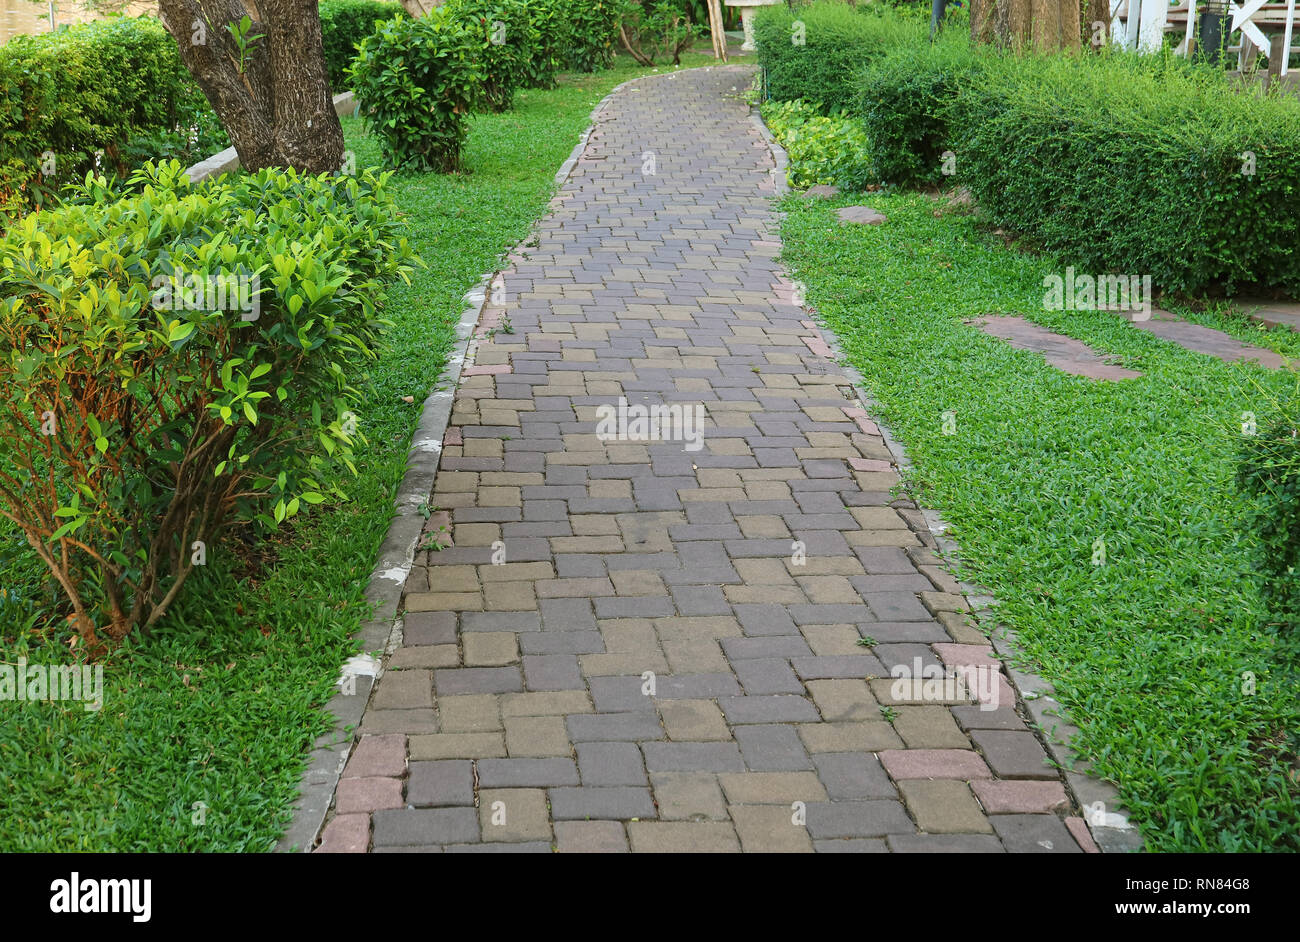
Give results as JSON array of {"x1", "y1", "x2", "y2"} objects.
[
  {"x1": 778, "y1": 189, "x2": 1300, "y2": 852},
  {"x1": 0, "y1": 52, "x2": 718, "y2": 852}
]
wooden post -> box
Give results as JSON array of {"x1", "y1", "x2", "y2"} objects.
[
  {"x1": 1269, "y1": 30, "x2": 1286, "y2": 89},
  {"x1": 708, "y1": 0, "x2": 728, "y2": 62}
]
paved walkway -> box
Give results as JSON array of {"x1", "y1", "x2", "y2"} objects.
[{"x1": 317, "y1": 67, "x2": 1093, "y2": 853}]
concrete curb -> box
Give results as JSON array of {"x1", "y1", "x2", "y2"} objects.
[
  {"x1": 752, "y1": 106, "x2": 1145, "y2": 854},
  {"x1": 275, "y1": 72, "x2": 696, "y2": 852}
]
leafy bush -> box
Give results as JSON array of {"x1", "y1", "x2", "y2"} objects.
[
  {"x1": 1239, "y1": 385, "x2": 1300, "y2": 670},
  {"x1": 616, "y1": 0, "x2": 703, "y2": 66},
  {"x1": 0, "y1": 16, "x2": 225, "y2": 222},
  {"x1": 761, "y1": 98, "x2": 874, "y2": 191},
  {"x1": 319, "y1": 0, "x2": 408, "y2": 92},
  {"x1": 519, "y1": 0, "x2": 566, "y2": 88},
  {"x1": 857, "y1": 31, "x2": 987, "y2": 187},
  {"x1": 349, "y1": 11, "x2": 484, "y2": 171},
  {"x1": 447, "y1": 0, "x2": 536, "y2": 112},
  {"x1": 558, "y1": 0, "x2": 621, "y2": 72},
  {"x1": 754, "y1": 2, "x2": 922, "y2": 114},
  {"x1": 0, "y1": 161, "x2": 416, "y2": 645},
  {"x1": 956, "y1": 53, "x2": 1300, "y2": 295}
]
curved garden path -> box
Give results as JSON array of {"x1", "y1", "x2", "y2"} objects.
[{"x1": 315, "y1": 66, "x2": 1094, "y2": 853}]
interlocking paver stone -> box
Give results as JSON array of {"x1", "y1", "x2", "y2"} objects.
[{"x1": 329, "y1": 65, "x2": 1078, "y2": 853}]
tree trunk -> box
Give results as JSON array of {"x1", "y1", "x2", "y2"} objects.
[
  {"x1": 971, "y1": 0, "x2": 998, "y2": 44},
  {"x1": 1082, "y1": 0, "x2": 1111, "y2": 48},
  {"x1": 974, "y1": 0, "x2": 1083, "y2": 51},
  {"x1": 158, "y1": 0, "x2": 344, "y2": 174}
]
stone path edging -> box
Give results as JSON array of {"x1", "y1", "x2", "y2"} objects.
[
  {"x1": 756, "y1": 120, "x2": 1144, "y2": 853},
  {"x1": 276, "y1": 74, "x2": 670, "y2": 852}
]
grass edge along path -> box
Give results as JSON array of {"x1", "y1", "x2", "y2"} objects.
[
  {"x1": 0, "y1": 53, "x2": 719, "y2": 852},
  {"x1": 777, "y1": 189, "x2": 1300, "y2": 853}
]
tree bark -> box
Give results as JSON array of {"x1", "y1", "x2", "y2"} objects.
[
  {"x1": 974, "y1": 0, "x2": 1083, "y2": 51},
  {"x1": 158, "y1": 0, "x2": 344, "y2": 174}
]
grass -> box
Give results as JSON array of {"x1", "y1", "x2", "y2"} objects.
[
  {"x1": 0, "y1": 50, "x2": 719, "y2": 852},
  {"x1": 777, "y1": 187, "x2": 1300, "y2": 852}
]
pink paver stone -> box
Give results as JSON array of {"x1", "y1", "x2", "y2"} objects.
[
  {"x1": 1065, "y1": 816, "x2": 1101, "y2": 853},
  {"x1": 972, "y1": 780, "x2": 1068, "y2": 814},
  {"x1": 842, "y1": 407, "x2": 880, "y2": 436},
  {"x1": 343, "y1": 734, "x2": 407, "y2": 778},
  {"x1": 444, "y1": 427, "x2": 463, "y2": 446},
  {"x1": 932, "y1": 643, "x2": 1000, "y2": 670},
  {"x1": 314, "y1": 813, "x2": 370, "y2": 853},
  {"x1": 878, "y1": 748, "x2": 993, "y2": 781},
  {"x1": 801, "y1": 319, "x2": 818, "y2": 330},
  {"x1": 462, "y1": 364, "x2": 512, "y2": 376},
  {"x1": 849, "y1": 457, "x2": 892, "y2": 472},
  {"x1": 802, "y1": 336, "x2": 833, "y2": 358},
  {"x1": 335, "y1": 776, "x2": 404, "y2": 814}
]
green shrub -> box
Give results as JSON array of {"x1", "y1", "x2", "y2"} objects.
[
  {"x1": 616, "y1": 0, "x2": 703, "y2": 66},
  {"x1": 956, "y1": 53, "x2": 1300, "y2": 295},
  {"x1": 558, "y1": 0, "x2": 621, "y2": 72},
  {"x1": 447, "y1": 0, "x2": 536, "y2": 111},
  {"x1": 0, "y1": 160, "x2": 416, "y2": 643},
  {"x1": 349, "y1": 11, "x2": 484, "y2": 171},
  {"x1": 0, "y1": 17, "x2": 225, "y2": 221},
  {"x1": 754, "y1": 2, "x2": 922, "y2": 114},
  {"x1": 520, "y1": 0, "x2": 565, "y2": 88},
  {"x1": 1239, "y1": 386, "x2": 1300, "y2": 671},
  {"x1": 319, "y1": 0, "x2": 408, "y2": 92},
  {"x1": 857, "y1": 31, "x2": 987, "y2": 187},
  {"x1": 761, "y1": 98, "x2": 873, "y2": 191}
]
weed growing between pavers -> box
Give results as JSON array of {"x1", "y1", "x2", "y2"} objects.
[
  {"x1": 0, "y1": 52, "x2": 718, "y2": 852},
  {"x1": 777, "y1": 189, "x2": 1300, "y2": 852}
]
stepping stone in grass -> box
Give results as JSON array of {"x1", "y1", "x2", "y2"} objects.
[
  {"x1": 801, "y1": 184, "x2": 840, "y2": 199},
  {"x1": 836, "y1": 206, "x2": 886, "y2": 225},
  {"x1": 1240, "y1": 299, "x2": 1300, "y2": 333},
  {"x1": 970, "y1": 315, "x2": 1142, "y2": 381},
  {"x1": 1133, "y1": 309, "x2": 1289, "y2": 370}
]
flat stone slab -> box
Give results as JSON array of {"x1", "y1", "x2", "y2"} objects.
[
  {"x1": 1240, "y1": 299, "x2": 1300, "y2": 333},
  {"x1": 1137, "y1": 309, "x2": 1288, "y2": 369},
  {"x1": 802, "y1": 184, "x2": 841, "y2": 199},
  {"x1": 971, "y1": 316, "x2": 1142, "y2": 380},
  {"x1": 837, "y1": 206, "x2": 886, "y2": 225}
]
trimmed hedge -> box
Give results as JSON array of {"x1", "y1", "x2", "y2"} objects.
[
  {"x1": 754, "y1": 2, "x2": 922, "y2": 114},
  {"x1": 0, "y1": 16, "x2": 221, "y2": 221},
  {"x1": 319, "y1": 0, "x2": 408, "y2": 92},
  {"x1": 857, "y1": 32, "x2": 985, "y2": 187},
  {"x1": 956, "y1": 53, "x2": 1300, "y2": 295}
]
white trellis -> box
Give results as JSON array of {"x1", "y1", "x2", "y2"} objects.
[{"x1": 1113, "y1": 0, "x2": 1296, "y2": 74}]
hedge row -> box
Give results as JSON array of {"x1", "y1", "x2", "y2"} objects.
[
  {"x1": 758, "y1": 5, "x2": 1300, "y2": 296},
  {"x1": 0, "y1": 16, "x2": 223, "y2": 222},
  {"x1": 957, "y1": 54, "x2": 1300, "y2": 296},
  {"x1": 753, "y1": 1, "x2": 922, "y2": 114}
]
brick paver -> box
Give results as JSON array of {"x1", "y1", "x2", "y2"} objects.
[{"x1": 317, "y1": 66, "x2": 1086, "y2": 853}]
